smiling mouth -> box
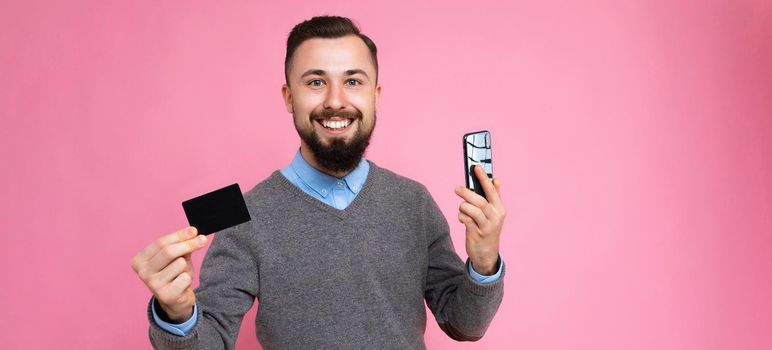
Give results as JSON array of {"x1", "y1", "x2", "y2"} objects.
[{"x1": 315, "y1": 118, "x2": 354, "y2": 131}]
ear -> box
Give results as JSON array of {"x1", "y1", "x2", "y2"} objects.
[
  {"x1": 281, "y1": 84, "x2": 293, "y2": 113},
  {"x1": 375, "y1": 82, "x2": 382, "y2": 106}
]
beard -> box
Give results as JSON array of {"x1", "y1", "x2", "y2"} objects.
[{"x1": 294, "y1": 107, "x2": 376, "y2": 174}]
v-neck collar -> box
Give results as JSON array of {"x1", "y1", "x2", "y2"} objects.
[{"x1": 271, "y1": 161, "x2": 379, "y2": 220}]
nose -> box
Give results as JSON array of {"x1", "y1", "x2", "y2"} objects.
[{"x1": 322, "y1": 82, "x2": 347, "y2": 110}]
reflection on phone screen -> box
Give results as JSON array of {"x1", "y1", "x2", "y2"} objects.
[{"x1": 465, "y1": 131, "x2": 493, "y2": 195}]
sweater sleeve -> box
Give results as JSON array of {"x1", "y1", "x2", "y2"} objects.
[
  {"x1": 147, "y1": 227, "x2": 260, "y2": 350},
  {"x1": 421, "y1": 188, "x2": 505, "y2": 341}
]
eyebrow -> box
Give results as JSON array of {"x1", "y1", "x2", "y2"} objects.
[
  {"x1": 344, "y1": 69, "x2": 369, "y2": 79},
  {"x1": 299, "y1": 69, "x2": 370, "y2": 80},
  {"x1": 300, "y1": 69, "x2": 326, "y2": 79}
]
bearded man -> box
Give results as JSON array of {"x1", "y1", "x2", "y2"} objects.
[{"x1": 131, "y1": 15, "x2": 507, "y2": 350}]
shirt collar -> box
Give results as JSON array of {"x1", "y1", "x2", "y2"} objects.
[{"x1": 289, "y1": 149, "x2": 369, "y2": 198}]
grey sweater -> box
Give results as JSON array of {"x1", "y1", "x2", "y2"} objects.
[{"x1": 147, "y1": 162, "x2": 504, "y2": 349}]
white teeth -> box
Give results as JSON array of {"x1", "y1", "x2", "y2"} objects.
[{"x1": 321, "y1": 119, "x2": 351, "y2": 129}]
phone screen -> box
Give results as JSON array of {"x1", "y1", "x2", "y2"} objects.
[{"x1": 463, "y1": 130, "x2": 493, "y2": 199}]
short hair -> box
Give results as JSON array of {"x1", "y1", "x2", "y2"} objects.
[{"x1": 285, "y1": 16, "x2": 378, "y2": 84}]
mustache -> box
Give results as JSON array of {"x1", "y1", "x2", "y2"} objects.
[{"x1": 310, "y1": 108, "x2": 363, "y2": 120}]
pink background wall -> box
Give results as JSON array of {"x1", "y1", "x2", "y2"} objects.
[{"x1": 1, "y1": 0, "x2": 770, "y2": 349}]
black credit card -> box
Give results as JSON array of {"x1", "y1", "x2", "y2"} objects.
[{"x1": 182, "y1": 183, "x2": 251, "y2": 235}]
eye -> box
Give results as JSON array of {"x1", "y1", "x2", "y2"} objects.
[
  {"x1": 345, "y1": 79, "x2": 362, "y2": 86},
  {"x1": 307, "y1": 79, "x2": 325, "y2": 88}
]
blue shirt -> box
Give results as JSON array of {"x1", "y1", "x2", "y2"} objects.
[
  {"x1": 153, "y1": 150, "x2": 503, "y2": 336},
  {"x1": 279, "y1": 149, "x2": 370, "y2": 210}
]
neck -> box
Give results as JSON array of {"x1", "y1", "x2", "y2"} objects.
[{"x1": 299, "y1": 143, "x2": 353, "y2": 179}]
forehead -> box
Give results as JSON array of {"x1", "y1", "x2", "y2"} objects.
[{"x1": 290, "y1": 35, "x2": 375, "y2": 78}]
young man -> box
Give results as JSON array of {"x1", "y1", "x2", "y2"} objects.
[{"x1": 131, "y1": 16, "x2": 507, "y2": 349}]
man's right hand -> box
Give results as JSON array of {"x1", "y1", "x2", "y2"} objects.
[{"x1": 131, "y1": 226, "x2": 208, "y2": 323}]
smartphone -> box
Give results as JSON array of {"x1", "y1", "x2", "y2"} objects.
[{"x1": 463, "y1": 130, "x2": 493, "y2": 199}]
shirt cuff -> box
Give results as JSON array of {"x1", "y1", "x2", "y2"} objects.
[
  {"x1": 468, "y1": 256, "x2": 504, "y2": 284},
  {"x1": 151, "y1": 297, "x2": 198, "y2": 336}
]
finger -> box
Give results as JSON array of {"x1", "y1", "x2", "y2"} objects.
[
  {"x1": 157, "y1": 272, "x2": 193, "y2": 306},
  {"x1": 148, "y1": 257, "x2": 188, "y2": 292},
  {"x1": 146, "y1": 235, "x2": 207, "y2": 274},
  {"x1": 481, "y1": 203, "x2": 501, "y2": 222},
  {"x1": 458, "y1": 211, "x2": 470, "y2": 224},
  {"x1": 458, "y1": 212, "x2": 478, "y2": 232},
  {"x1": 475, "y1": 165, "x2": 501, "y2": 206},
  {"x1": 184, "y1": 253, "x2": 194, "y2": 280},
  {"x1": 454, "y1": 185, "x2": 487, "y2": 209},
  {"x1": 459, "y1": 202, "x2": 487, "y2": 227},
  {"x1": 471, "y1": 202, "x2": 501, "y2": 226},
  {"x1": 491, "y1": 178, "x2": 507, "y2": 218},
  {"x1": 134, "y1": 227, "x2": 197, "y2": 265}
]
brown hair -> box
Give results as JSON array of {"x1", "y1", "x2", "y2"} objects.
[{"x1": 285, "y1": 16, "x2": 378, "y2": 84}]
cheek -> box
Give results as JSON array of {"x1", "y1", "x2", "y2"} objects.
[
  {"x1": 349, "y1": 95, "x2": 377, "y2": 114},
  {"x1": 293, "y1": 92, "x2": 323, "y2": 113}
]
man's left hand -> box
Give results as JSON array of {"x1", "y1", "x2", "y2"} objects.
[{"x1": 454, "y1": 165, "x2": 506, "y2": 276}]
